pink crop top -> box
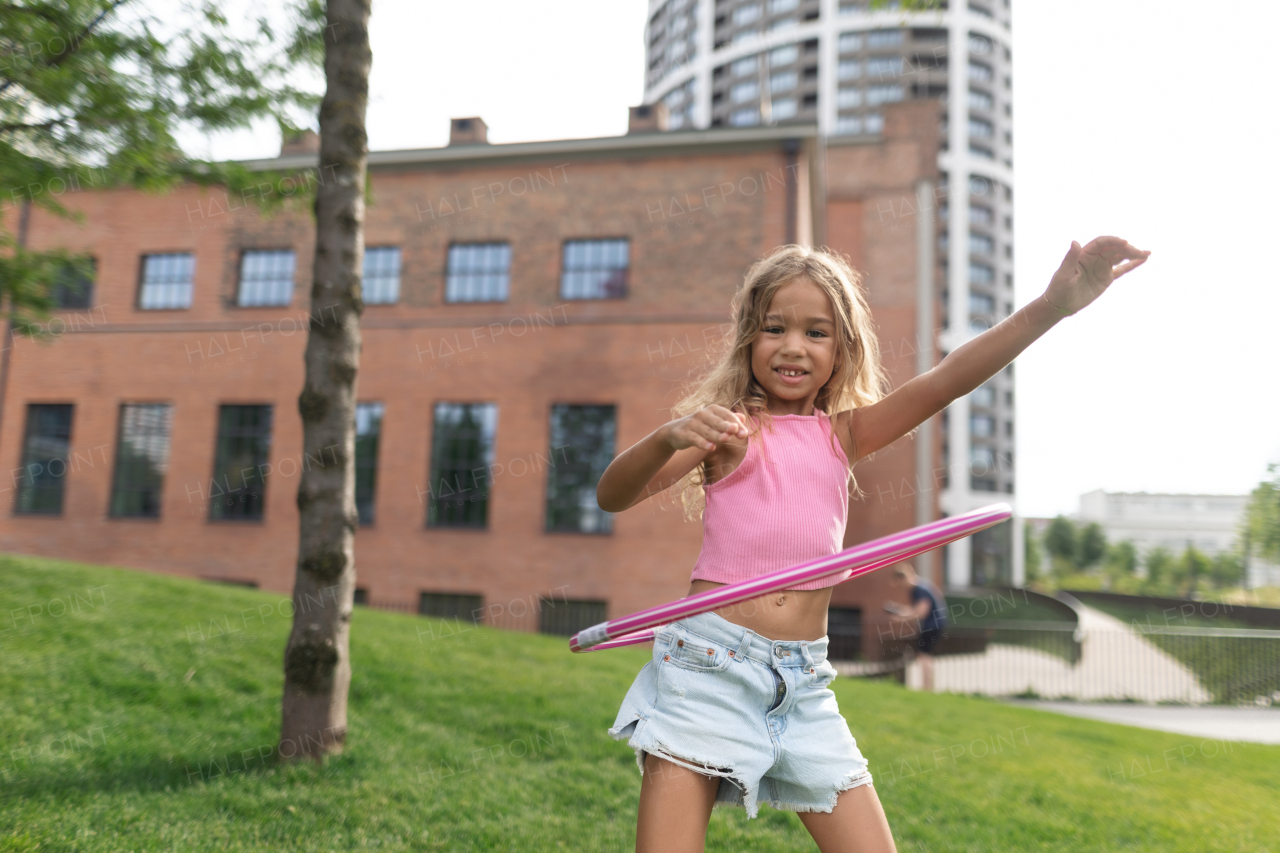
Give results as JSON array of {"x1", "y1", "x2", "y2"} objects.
[{"x1": 689, "y1": 409, "x2": 852, "y2": 591}]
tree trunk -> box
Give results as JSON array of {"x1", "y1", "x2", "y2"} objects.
[{"x1": 280, "y1": 0, "x2": 371, "y2": 761}]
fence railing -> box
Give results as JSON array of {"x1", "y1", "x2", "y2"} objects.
[{"x1": 841, "y1": 623, "x2": 1280, "y2": 706}]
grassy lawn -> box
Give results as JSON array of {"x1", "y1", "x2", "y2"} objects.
[{"x1": 2, "y1": 554, "x2": 1277, "y2": 852}]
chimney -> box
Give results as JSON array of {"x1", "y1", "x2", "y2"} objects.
[
  {"x1": 628, "y1": 103, "x2": 669, "y2": 134},
  {"x1": 280, "y1": 129, "x2": 320, "y2": 157},
  {"x1": 449, "y1": 117, "x2": 489, "y2": 146}
]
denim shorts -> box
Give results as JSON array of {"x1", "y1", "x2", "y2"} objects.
[{"x1": 608, "y1": 610, "x2": 873, "y2": 818}]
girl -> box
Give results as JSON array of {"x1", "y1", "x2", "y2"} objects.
[{"x1": 596, "y1": 238, "x2": 1149, "y2": 853}]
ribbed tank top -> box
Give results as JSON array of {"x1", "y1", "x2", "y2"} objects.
[{"x1": 689, "y1": 409, "x2": 852, "y2": 591}]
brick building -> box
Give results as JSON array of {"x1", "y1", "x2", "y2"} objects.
[{"x1": 0, "y1": 101, "x2": 945, "y2": 657}]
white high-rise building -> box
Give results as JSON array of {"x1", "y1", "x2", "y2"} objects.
[{"x1": 644, "y1": 0, "x2": 1020, "y2": 586}]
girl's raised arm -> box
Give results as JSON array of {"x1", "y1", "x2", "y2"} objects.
[
  {"x1": 597, "y1": 405, "x2": 749, "y2": 512},
  {"x1": 843, "y1": 236, "x2": 1150, "y2": 462}
]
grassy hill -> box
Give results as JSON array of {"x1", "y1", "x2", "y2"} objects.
[{"x1": 1, "y1": 554, "x2": 1277, "y2": 852}]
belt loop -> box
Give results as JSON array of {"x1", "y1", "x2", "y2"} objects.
[{"x1": 733, "y1": 629, "x2": 751, "y2": 663}]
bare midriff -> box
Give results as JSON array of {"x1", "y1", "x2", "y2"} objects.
[{"x1": 686, "y1": 579, "x2": 833, "y2": 642}]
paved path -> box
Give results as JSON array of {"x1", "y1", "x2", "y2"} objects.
[
  {"x1": 1004, "y1": 700, "x2": 1280, "y2": 744},
  {"x1": 921, "y1": 605, "x2": 1213, "y2": 703}
]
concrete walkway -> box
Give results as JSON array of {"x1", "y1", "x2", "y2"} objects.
[
  {"x1": 1003, "y1": 700, "x2": 1280, "y2": 744},
  {"x1": 921, "y1": 605, "x2": 1213, "y2": 703}
]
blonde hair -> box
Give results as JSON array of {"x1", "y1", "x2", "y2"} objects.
[{"x1": 671, "y1": 244, "x2": 888, "y2": 515}]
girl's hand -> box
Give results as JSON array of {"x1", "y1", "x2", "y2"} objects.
[
  {"x1": 1042, "y1": 236, "x2": 1151, "y2": 316},
  {"x1": 662, "y1": 405, "x2": 749, "y2": 452}
]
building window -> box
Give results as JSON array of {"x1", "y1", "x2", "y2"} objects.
[
  {"x1": 561, "y1": 239, "x2": 629, "y2": 300},
  {"x1": 236, "y1": 249, "x2": 296, "y2": 307},
  {"x1": 15, "y1": 404, "x2": 73, "y2": 515},
  {"x1": 732, "y1": 4, "x2": 761, "y2": 26},
  {"x1": 968, "y1": 61, "x2": 993, "y2": 83},
  {"x1": 772, "y1": 97, "x2": 798, "y2": 119},
  {"x1": 970, "y1": 445, "x2": 995, "y2": 472},
  {"x1": 355, "y1": 402, "x2": 383, "y2": 525},
  {"x1": 353, "y1": 588, "x2": 369, "y2": 605},
  {"x1": 836, "y1": 116, "x2": 863, "y2": 135},
  {"x1": 837, "y1": 87, "x2": 862, "y2": 108},
  {"x1": 968, "y1": 118, "x2": 994, "y2": 138},
  {"x1": 837, "y1": 32, "x2": 862, "y2": 53},
  {"x1": 969, "y1": 263, "x2": 994, "y2": 285},
  {"x1": 769, "y1": 70, "x2": 797, "y2": 93},
  {"x1": 538, "y1": 598, "x2": 607, "y2": 637},
  {"x1": 867, "y1": 56, "x2": 903, "y2": 79},
  {"x1": 445, "y1": 242, "x2": 510, "y2": 303},
  {"x1": 730, "y1": 107, "x2": 760, "y2": 126},
  {"x1": 731, "y1": 55, "x2": 757, "y2": 76},
  {"x1": 730, "y1": 80, "x2": 759, "y2": 103},
  {"x1": 970, "y1": 205, "x2": 994, "y2": 227},
  {"x1": 363, "y1": 246, "x2": 401, "y2": 305},
  {"x1": 863, "y1": 113, "x2": 885, "y2": 134},
  {"x1": 970, "y1": 414, "x2": 994, "y2": 438},
  {"x1": 866, "y1": 84, "x2": 904, "y2": 105},
  {"x1": 768, "y1": 0, "x2": 799, "y2": 13},
  {"x1": 546, "y1": 404, "x2": 615, "y2": 534},
  {"x1": 971, "y1": 384, "x2": 995, "y2": 408},
  {"x1": 138, "y1": 253, "x2": 195, "y2": 310},
  {"x1": 969, "y1": 33, "x2": 993, "y2": 54},
  {"x1": 969, "y1": 293, "x2": 994, "y2": 315},
  {"x1": 827, "y1": 607, "x2": 862, "y2": 661},
  {"x1": 109, "y1": 403, "x2": 173, "y2": 518},
  {"x1": 209, "y1": 404, "x2": 273, "y2": 521},
  {"x1": 968, "y1": 88, "x2": 993, "y2": 111},
  {"x1": 419, "y1": 592, "x2": 483, "y2": 624},
  {"x1": 50, "y1": 259, "x2": 95, "y2": 309},
  {"x1": 969, "y1": 233, "x2": 994, "y2": 255},
  {"x1": 427, "y1": 402, "x2": 497, "y2": 529},
  {"x1": 867, "y1": 29, "x2": 904, "y2": 48},
  {"x1": 837, "y1": 59, "x2": 862, "y2": 81},
  {"x1": 770, "y1": 44, "x2": 799, "y2": 66}
]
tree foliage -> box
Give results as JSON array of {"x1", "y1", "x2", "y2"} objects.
[
  {"x1": 1244, "y1": 465, "x2": 1280, "y2": 564},
  {"x1": 1, "y1": 0, "x2": 323, "y2": 332}
]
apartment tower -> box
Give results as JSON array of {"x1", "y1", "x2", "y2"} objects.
[{"x1": 644, "y1": 0, "x2": 1021, "y2": 585}]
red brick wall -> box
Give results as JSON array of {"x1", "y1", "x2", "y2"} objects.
[{"x1": 1, "y1": 106, "x2": 940, "y2": 652}]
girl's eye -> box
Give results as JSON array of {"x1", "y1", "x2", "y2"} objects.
[
  {"x1": 807, "y1": 330, "x2": 827, "y2": 338},
  {"x1": 763, "y1": 326, "x2": 783, "y2": 334}
]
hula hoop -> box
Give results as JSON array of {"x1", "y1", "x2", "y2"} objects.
[{"x1": 569, "y1": 502, "x2": 1011, "y2": 652}]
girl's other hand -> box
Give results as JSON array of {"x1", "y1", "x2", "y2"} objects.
[
  {"x1": 1042, "y1": 236, "x2": 1151, "y2": 316},
  {"x1": 663, "y1": 405, "x2": 749, "y2": 452}
]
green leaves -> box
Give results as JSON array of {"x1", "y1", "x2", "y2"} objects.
[{"x1": 1, "y1": 0, "x2": 325, "y2": 334}]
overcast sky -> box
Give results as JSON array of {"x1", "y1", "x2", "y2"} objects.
[{"x1": 191, "y1": 0, "x2": 1280, "y2": 519}]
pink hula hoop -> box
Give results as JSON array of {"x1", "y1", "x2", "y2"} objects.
[{"x1": 569, "y1": 503, "x2": 1011, "y2": 652}]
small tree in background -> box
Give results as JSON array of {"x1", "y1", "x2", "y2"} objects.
[
  {"x1": 1103, "y1": 540, "x2": 1138, "y2": 590},
  {"x1": 1023, "y1": 521, "x2": 1044, "y2": 584},
  {"x1": 1244, "y1": 465, "x2": 1280, "y2": 566},
  {"x1": 1043, "y1": 516, "x2": 1077, "y2": 578},
  {"x1": 1077, "y1": 523, "x2": 1108, "y2": 571}
]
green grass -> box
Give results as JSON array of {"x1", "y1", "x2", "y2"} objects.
[{"x1": 2, "y1": 554, "x2": 1278, "y2": 852}]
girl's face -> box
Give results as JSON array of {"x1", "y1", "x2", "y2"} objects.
[{"x1": 750, "y1": 277, "x2": 839, "y2": 415}]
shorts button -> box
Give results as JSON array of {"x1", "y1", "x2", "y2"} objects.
[
  {"x1": 774, "y1": 648, "x2": 781, "y2": 657},
  {"x1": 677, "y1": 640, "x2": 684, "y2": 648},
  {"x1": 728, "y1": 650, "x2": 735, "y2": 657},
  {"x1": 663, "y1": 655, "x2": 670, "y2": 661},
  {"x1": 706, "y1": 648, "x2": 713, "y2": 656}
]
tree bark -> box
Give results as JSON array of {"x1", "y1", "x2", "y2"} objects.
[{"x1": 280, "y1": 0, "x2": 371, "y2": 761}]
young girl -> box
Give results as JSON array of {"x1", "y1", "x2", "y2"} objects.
[{"x1": 596, "y1": 238, "x2": 1149, "y2": 853}]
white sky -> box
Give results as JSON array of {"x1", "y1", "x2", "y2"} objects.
[{"x1": 192, "y1": 0, "x2": 1280, "y2": 519}]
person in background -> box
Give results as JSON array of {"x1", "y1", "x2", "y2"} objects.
[{"x1": 887, "y1": 563, "x2": 948, "y2": 692}]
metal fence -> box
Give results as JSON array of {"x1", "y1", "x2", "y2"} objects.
[{"x1": 843, "y1": 623, "x2": 1280, "y2": 706}]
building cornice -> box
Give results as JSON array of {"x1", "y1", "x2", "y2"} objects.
[{"x1": 240, "y1": 124, "x2": 820, "y2": 173}]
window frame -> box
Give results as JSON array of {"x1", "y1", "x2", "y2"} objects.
[
  {"x1": 207, "y1": 403, "x2": 274, "y2": 522},
  {"x1": 362, "y1": 246, "x2": 402, "y2": 306},
  {"x1": 235, "y1": 248, "x2": 297, "y2": 308},
  {"x1": 426, "y1": 401, "x2": 499, "y2": 530},
  {"x1": 444, "y1": 242, "x2": 512, "y2": 304},
  {"x1": 14, "y1": 403, "x2": 75, "y2": 516},
  {"x1": 137, "y1": 252, "x2": 197, "y2": 311},
  {"x1": 559, "y1": 238, "x2": 631, "y2": 301},
  {"x1": 108, "y1": 402, "x2": 174, "y2": 519},
  {"x1": 544, "y1": 403, "x2": 617, "y2": 536}
]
